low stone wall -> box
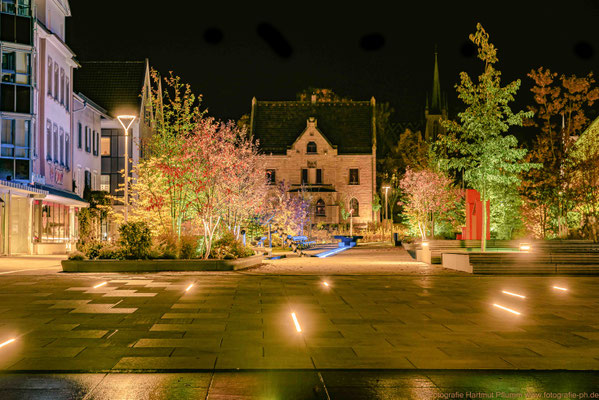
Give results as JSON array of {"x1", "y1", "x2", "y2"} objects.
[
  {"x1": 61, "y1": 255, "x2": 264, "y2": 272},
  {"x1": 442, "y1": 251, "x2": 599, "y2": 274}
]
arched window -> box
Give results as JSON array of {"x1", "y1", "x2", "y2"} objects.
[
  {"x1": 306, "y1": 141, "x2": 317, "y2": 154},
  {"x1": 350, "y1": 198, "x2": 359, "y2": 217},
  {"x1": 315, "y1": 199, "x2": 325, "y2": 216}
]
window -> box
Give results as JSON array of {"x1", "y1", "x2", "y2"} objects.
[
  {"x1": 59, "y1": 68, "x2": 64, "y2": 105},
  {"x1": 85, "y1": 127, "x2": 90, "y2": 153},
  {"x1": 65, "y1": 78, "x2": 69, "y2": 111},
  {"x1": 52, "y1": 124, "x2": 58, "y2": 163},
  {"x1": 53, "y1": 62, "x2": 58, "y2": 99},
  {"x1": 46, "y1": 120, "x2": 51, "y2": 160},
  {"x1": 1, "y1": 50, "x2": 31, "y2": 113},
  {"x1": 33, "y1": 201, "x2": 70, "y2": 243},
  {"x1": 59, "y1": 127, "x2": 64, "y2": 165},
  {"x1": 315, "y1": 199, "x2": 326, "y2": 216},
  {"x1": 350, "y1": 198, "x2": 359, "y2": 217},
  {"x1": 0, "y1": 118, "x2": 29, "y2": 158},
  {"x1": 101, "y1": 136, "x2": 110, "y2": 156},
  {"x1": 92, "y1": 131, "x2": 96, "y2": 155},
  {"x1": 100, "y1": 174, "x2": 110, "y2": 192},
  {"x1": 84, "y1": 170, "x2": 91, "y2": 191},
  {"x1": 64, "y1": 133, "x2": 69, "y2": 169},
  {"x1": 301, "y1": 168, "x2": 308, "y2": 184},
  {"x1": 1, "y1": 118, "x2": 13, "y2": 157},
  {"x1": 306, "y1": 141, "x2": 317, "y2": 154},
  {"x1": 316, "y1": 168, "x2": 322, "y2": 184},
  {"x1": 47, "y1": 56, "x2": 52, "y2": 96},
  {"x1": 266, "y1": 169, "x2": 276, "y2": 185},
  {"x1": 1, "y1": 0, "x2": 30, "y2": 16},
  {"x1": 77, "y1": 123, "x2": 82, "y2": 149},
  {"x1": 349, "y1": 168, "x2": 359, "y2": 185}
]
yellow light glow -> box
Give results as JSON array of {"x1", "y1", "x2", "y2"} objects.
[
  {"x1": 553, "y1": 286, "x2": 568, "y2": 291},
  {"x1": 291, "y1": 312, "x2": 302, "y2": 332},
  {"x1": 185, "y1": 284, "x2": 194, "y2": 292},
  {"x1": 323, "y1": 281, "x2": 329, "y2": 287},
  {"x1": 0, "y1": 338, "x2": 15, "y2": 348},
  {"x1": 93, "y1": 282, "x2": 107, "y2": 289},
  {"x1": 502, "y1": 290, "x2": 526, "y2": 299},
  {"x1": 493, "y1": 304, "x2": 521, "y2": 315},
  {"x1": 519, "y1": 243, "x2": 531, "y2": 251},
  {"x1": 422, "y1": 242, "x2": 429, "y2": 247}
]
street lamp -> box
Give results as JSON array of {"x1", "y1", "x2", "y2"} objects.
[
  {"x1": 117, "y1": 115, "x2": 136, "y2": 223},
  {"x1": 382, "y1": 186, "x2": 390, "y2": 242}
]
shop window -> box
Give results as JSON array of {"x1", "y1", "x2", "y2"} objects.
[
  {"x1": 315, "y1": 199, "x2": 325, "y2": 216},
  {"x1": 349, "y1": 168, "x2": 359, "y2": 185},
  {"x1": 34, "y1": 201, "x2": 71, "y2": 243}
]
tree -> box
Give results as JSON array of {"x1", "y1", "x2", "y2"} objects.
[
  {"x1": 521, "y1": 68, "x2": 599, "y2": 238},
  {"x1": 399, "y1": 167, "x2": 462, "y2": 240},
  {"x1": 264, "y1": 181, "x2": 310, "y2": 238},
  {"x1": 437, "y1": 23, "x2": 534, "y2": 251}
]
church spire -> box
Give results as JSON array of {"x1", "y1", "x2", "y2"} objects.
[{"x1": 430, "y1": 47, "x2": 442, "y2": 114}]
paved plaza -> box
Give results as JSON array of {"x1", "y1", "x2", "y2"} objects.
[{"x1": 2, "y1": 245, "x2": 599, "y2": 397}]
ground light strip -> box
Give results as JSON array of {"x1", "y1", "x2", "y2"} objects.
[
  {"x1": 291, "y1": 312, "x2": 302, "y2": 332},
  {"x1": 0, "y1": 338, "x2": 15, "y2": 348},
  {"x1": 93, "y1": 282, "x2": 107, "y2": 289},
  {"x1": 553, "y1": 286, "x2": 568, "y2": 291},
  {"x1": 316, "y1": 247, "x2": 349, "y2": 258},
  {"x1": 493, "y1": 304, "x2": 521, "y2": 315},
  {"x1": 502, "y1": 290, "x2": 526, "y2": 299},
  {"x1": 323, "y1": 281, "x2": 329, "y2": 287},
  {"x1": 185, "y1": 284, "x2": 194, "y2": 292}
]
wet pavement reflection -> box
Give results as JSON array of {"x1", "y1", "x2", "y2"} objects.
[{"x1": 1, "y1": 371, "x2": 599, "y2": 399}]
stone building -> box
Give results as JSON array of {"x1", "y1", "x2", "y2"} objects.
[
  {"x1": 249, "y1": 96, "x2": 377, "y2": 226},
  {"x1": 424, "y1": 51, "x2": 448, "y2": 142}
]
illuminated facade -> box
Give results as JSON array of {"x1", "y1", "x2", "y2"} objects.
[{"x1": 250, "y1": 96, "x2": 377, "y2": 225}]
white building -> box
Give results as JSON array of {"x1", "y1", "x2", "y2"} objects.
[{"x1": 72, "y1": 93, "x2": 107, "y2": 197}]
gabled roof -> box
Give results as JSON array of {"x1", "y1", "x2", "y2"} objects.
[
  {"x1": 251, "y1": 99, "x2": 375, "y2": 155},
  {"x1": 74, "y1": 60, "x2": 148, "y2": 118}
]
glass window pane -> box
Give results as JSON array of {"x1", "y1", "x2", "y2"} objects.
[
  {"x1": 1, "y1": 119, "x2": 13, "y2": 144},
  {"x1": 101, "y1": 137, "x2": 110, "y2": 156}
]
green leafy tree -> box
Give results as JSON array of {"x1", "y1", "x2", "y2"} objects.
[{"x1": 437, "y1": 23, "x2": 535, "y2": 251}]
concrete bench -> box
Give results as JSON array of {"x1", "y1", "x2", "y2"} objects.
[{"x1": 333, "y1": 235, "x2": 364, "y2": 248}]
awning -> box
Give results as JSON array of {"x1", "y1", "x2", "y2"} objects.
[
  {"x1": 31, "y1": 183, "x2": 88, "y2": 207},
  {"x1": 0, "y1": 180, "x2": 48, "y2": 198}
]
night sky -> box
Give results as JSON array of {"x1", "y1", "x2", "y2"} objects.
[{"x1": 67, "y1": 1, "x2": 599, "y2": 134}]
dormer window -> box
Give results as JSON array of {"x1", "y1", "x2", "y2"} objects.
[{"x1": 306, "y1": 141, "x2": 317, "y2": 154}]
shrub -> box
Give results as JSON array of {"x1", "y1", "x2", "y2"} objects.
[
  {"x1": 118, "y1": 221, "x2": 152, "y2": 260},
  {"x1": 98, "y1": 245, "x2": 121, "y2": 260},
  {"x1": 151, "y1": 232, "x2": 177, "y2": 259},
  {"x1": 178, "y1": 234, "x2": 199, "y2": 259},
  {"x1": 211, "y1": 231, "x2": 254, "y2": 260},
  {"x1": 68, "y1": 250, "x2": 86, "y2": 261},
  {"x1": 80, "y1": 240, "x2": 103, "y2": 259}
]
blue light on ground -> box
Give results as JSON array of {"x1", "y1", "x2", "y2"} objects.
[{"x1": 315, "y1": 247, "x2": 350, "y2": 258}]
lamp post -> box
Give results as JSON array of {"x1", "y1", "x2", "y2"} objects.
[
  {"x1": 382, "y1": 186, "x2": 390, "y2": 242},
  {"x1": 117, "y1": 115, "x2": 136, "y2": 223}
]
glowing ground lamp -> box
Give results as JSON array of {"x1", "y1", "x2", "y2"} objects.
[
  {"x1": 93, "y1": 282, "x2": 108, "y2": 289},
  {"x1": 502, "y1": 290, "x2": 526, "y2": 299},
  {"x1": 185, "y1": 283, "x2": 194, "y2": 292},
  {"x1": 116, "y1": 115, "x2": 136, "y2": 223},
  {"x1": 291, "y1": 312, "x2": 302, "y2": 332},
  {"x1": 519, "y1": 243, "x2": 531, "y2": 252},
  {"x1": 0, "y1": 338, "x2": 15, "y2": 348},
  {"x1": 493, "y1": 304, "x2": 521, "y2": 315},
  {"x1": 553, "y1": 286, "x2": 568, "y2": 291}
]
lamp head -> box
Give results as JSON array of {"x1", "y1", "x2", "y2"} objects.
[{"x1": 117, "y1": 115, "x2": 136, "y2": 131}]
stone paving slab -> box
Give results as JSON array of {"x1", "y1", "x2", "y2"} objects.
[{"x1": 2, "y1": 247, "x2": 599, "y2": 372}]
